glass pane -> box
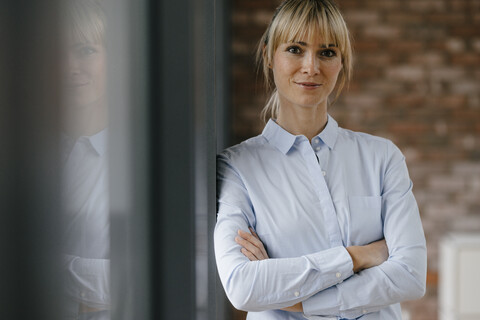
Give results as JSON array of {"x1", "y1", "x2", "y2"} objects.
[{"x1": 60, "y1": 1, "x2": 110, "y2": 319}]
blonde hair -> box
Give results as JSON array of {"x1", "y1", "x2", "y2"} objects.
[
  {"x1": 63, "y1": 0, "x2": 106, "y2": 44},
  {"x1": 256, "y1": 0, "x2": 353, "y2": 122}
]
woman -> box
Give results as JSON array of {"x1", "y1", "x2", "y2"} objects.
[
  {"x1": 61, "y1": 0, "x2": 110, "y2": 319},
  {"x1": 214, "y1": 0, "x2": 427, "y2": 319}
]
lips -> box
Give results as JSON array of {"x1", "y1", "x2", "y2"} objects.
[
  {"x1": 294, "y1": 81, "x2": 321, "y2": 88},
  {"x1": 66, "y1": 81, "x2": 89, "y2": 88}
]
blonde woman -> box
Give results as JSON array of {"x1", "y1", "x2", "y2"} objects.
[
  {"x1": 61, "y1": 1, "x2": 110, "y2": 319},
  {"x1": 214, "y1": 0, "x2": 427, "y2": 319}
]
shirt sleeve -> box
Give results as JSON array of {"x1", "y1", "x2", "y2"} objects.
[
  {"x1": 215, "y1": 153, "x2": 354, "y2": 312},
  {"x1": 302, "y1": 141, "x2": 427, "y2": 319},
  {"x1": 63, "y1": 254, "x2": 110, "y2": 310}
]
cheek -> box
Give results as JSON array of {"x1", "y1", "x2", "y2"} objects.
[
  {"x1": 324, "y1": 62, "x2": 342, "y2": 82},
  {"x1": 272, "y1": 62, "x2": 295, "y2": 88},
  {"x1": 90, "y1": 57, "x2": 107, "y2": 85}
]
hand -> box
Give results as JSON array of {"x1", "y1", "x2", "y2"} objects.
[
  {"x1": 79, "y1": 302, "x2": 104, "y2": 313},
  {"x1": 282, "y1": 302, "x2": 303, "y2": 312},
  {"x1": 235, "y1": 227, "x2": 269, "y2": 261},
  {"x1": 346, "y1": 238, "x2": 389, "y2": 273}
]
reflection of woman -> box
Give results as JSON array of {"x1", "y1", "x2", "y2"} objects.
[
  {"x1": 214, "y1": 0, "x2": 427, "y2": 319},
  {"x1": 61, "y1": 1, "x2": 110, "y2": 319}
]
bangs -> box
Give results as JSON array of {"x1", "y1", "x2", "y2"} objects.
[
  {"x1": 63, "y1": 0, "x2": 105, "y2": 44},
  {"x1": 271, "y1": 1, "x2": 347, "y2": 55}
]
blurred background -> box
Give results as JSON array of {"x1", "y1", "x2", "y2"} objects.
[{"x1": 0, "y1": 0, "x2": 478, "y2": 319}]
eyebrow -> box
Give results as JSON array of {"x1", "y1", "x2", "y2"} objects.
[{"x1": 290, "y1": 41, "x2": 337, "y2": 48}]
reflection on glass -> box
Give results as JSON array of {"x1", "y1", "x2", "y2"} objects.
[{"x1": 60, "y1": 1, "x2": 110, "y2": 319}]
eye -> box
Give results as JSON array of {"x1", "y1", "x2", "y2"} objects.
[
  {"x1": 320, "y1": 49, "x2": 337, "y2": 58},
  {"x1": 77, "y1": 46, "x2": 97, "y2": 56},
  {"x1": 286, "y1": 46, "x2": 302, "y2": 54}
]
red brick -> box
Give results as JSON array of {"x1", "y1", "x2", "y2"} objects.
[
  {"x1": 386, "y1": 13, "x2": 424, "y2": 24},
  {"x1": 364, "y1": 25, "x2": 403, "y2": 39},
  {"x1": 343, "y1": 10, "x2": 380, "y2": 24},
  {"x1": 472, "y1": 38, "x2": 480, "y2": 52},
  {"x1": 451, "y1": 53, "x2": 480, "y2": 66},
  {"x1": 409, "y1": 52, "x2": 446, "y2": 66},
  {"x1": 430, "y1": 67, "x2": 466, "y2": 81},
  {"x1": 388, "y1": 41, "x2": 425, "y2": 52},
  {"x1": 428, "y1": 13, "x2": 466, "y2": 24},
  {"x1": 450, "y1": 80, "x2": 480, "y2": 94},
  {"x1": 386, "y1": 65, "x2": 426, "y2": 82},
  {"x1": 451, "y1": 26, "x2": 480, "y2": 37},
  {"x1": 445, "y1": 38, "x2": 466, "y2": 52}
]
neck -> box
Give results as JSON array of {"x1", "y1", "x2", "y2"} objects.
[
  {"x1": 276, "y1": 103, "x2": 328, "y2": 141},
  {"x1": 62, "y1": 100, "x2": 108, "y2": 139}
]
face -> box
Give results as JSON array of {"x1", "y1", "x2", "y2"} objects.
[
  {"x1": 271, "y1": 35, "x2": 343, "y2": 112},
  {"x1": 63, "y1": 41, "x2": 107, "y2": 109}
]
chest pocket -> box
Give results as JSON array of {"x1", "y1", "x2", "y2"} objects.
[{"x1": 348, "y1": 195, "x2": 383, "y2": 245}]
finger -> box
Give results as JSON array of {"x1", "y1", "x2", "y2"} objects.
[
  {"x1": 235, "y1": 235, "x2": 266, "y2": 260},
  {"x1": 247, "y1": 228, "x2": 269, "y2": 258},
  {"x1": 249, "y1": 227, "x2": 260, "y2": 240},
  {"x1": 241, "y1": 247, "x2": 258, "y2": 261},
  {"x1": 238, "y1": 229, "x2": 264, "y2": 249},
  {"x1": 238, "y1": 229, "x2": 268, "y2": 258},
  {"x1": 238, "y1": 229, "x2": 269, "y2": 259}
]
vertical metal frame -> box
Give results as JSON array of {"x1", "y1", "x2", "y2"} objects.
[
  {"x1": 153, "y1": 0, "x2": 197, "y2": 318},
  {"x1": 108, "y1": 0, "x2": 229, "y2": 319},
  {"x1": 107, "y1": 0, "x2": 152, "y2": 318},
  {"x1": 0, "y1": 1, "x2": 62, "y2": 319}
]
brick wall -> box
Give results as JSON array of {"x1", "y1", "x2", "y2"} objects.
[{"x1": 230, "y1": 0, "x2": 480, "y2": 319}]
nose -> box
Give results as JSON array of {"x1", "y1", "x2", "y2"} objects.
[
  {"x1": 65, "y1": 52, "x2": 81, "y2": 76},
  {"x1": 301, "y1": 52, "x2": 320, "y2": 76}
]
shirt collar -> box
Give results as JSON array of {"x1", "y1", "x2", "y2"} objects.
[
  {"x1": 88, "y1": 129, "x2": 108, "y2": 156},
  {"x1": 262, "y1": 114, "x2": 339, "y2": 154},
  {"x1": 316, "y1": 114, "x2": 339, "y2": 150},
  {"x1": 262, "y1": 119, "x2": 297, "y2": 154},
  {"x1": 61, "y1": 129, "x2": 108, "y2": 157}
]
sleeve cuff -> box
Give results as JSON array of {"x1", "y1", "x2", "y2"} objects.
[
  {"x1": 307, "y1": 246, "x2": 354, "y2": 288},
  {"x1": 302, "y1": 247, "x2": 354, "y2": 317},
  {"x1": 302, "y1": 285, "x2": 340, "y2": 317}
]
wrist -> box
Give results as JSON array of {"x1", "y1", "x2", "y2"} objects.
[{"x1": 346, "y1": 246, "x2": 364, "y2": 273}]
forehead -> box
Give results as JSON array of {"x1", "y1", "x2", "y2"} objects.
[{"x1": 276, "y1": 20, "x2": 336, "y2": 47}]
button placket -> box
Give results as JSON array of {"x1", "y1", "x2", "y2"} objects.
[{"x1": 301, "y1": 140, "x2": 343, "y2": 247}]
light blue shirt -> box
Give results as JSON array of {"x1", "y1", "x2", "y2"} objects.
[
  {"x1": 215, "y1": 115, "x2": 426, "y2": 320},
  {"x1": 61, "y1": 130, "x2": 110, "y2": 319}
]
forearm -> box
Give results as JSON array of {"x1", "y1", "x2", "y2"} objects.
[
  {"x1": 215, "y1": 222, "x2": 353, "y2": 312},
  {"x1": 303, "y1": 213, "x2": 426, "y2": 318},
  {"x1": 63, "y1": 255, "x2": 110, "y2": 309},
  {"x1": 304, "y1": 245, "x2": 425, "y2": 319}
]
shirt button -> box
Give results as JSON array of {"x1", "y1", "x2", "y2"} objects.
[
  {"x1": 322, "y1": 171, "x2": 326, "y2": 176},
  {"x1": 315, "y1": 146, "x2": 320, "y2": 151},
  {"x1": 294, "y1": 291, "x2": 300, "y2": 297},
  {"x1": 81, "y1": 292, "x2": 86, "y2": 298},
  {"x1": 336, "y1": 272, "x2": 341, "y2": 278},
  {"x1": 363, "y1": 309, "x2": 367, "y2": 314}
]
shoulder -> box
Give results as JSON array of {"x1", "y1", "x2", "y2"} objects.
[
  {"x1": 218, "y1": 135, "x2": 270, "y2": 163},
  {"x1": 338, "y1": 126, "x2": 398, "y2": 151},
  {"x1": 336, "y1": 126, "x2": 404, "y2": 165}
]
